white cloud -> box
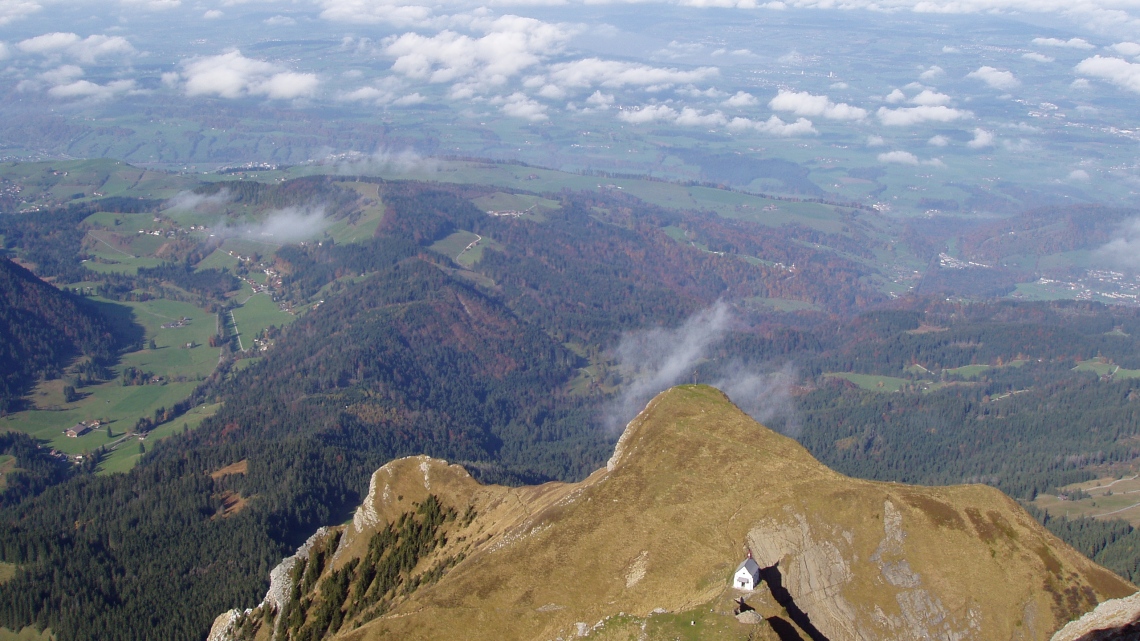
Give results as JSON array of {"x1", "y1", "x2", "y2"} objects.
[
  {"x1": 674, "y1": 107, "x2": 727, "y2": 126},
  {"x1": 1072, "y1": 77, "x2": 1092, "y2": 88},
  {"x1": 547, "y1": 58, "x2": 718, "y2": 90},
  {"x1": 722, "y1": 90, "x2": 757, "y2": 107},
  {"x1": 1022, "y1": 52, "x2": 1055, "y2": 62},
  {"x1": 617, "y1": 104, "x2": 729, "y2": 128},
  {"x1": 867, "y1": 134, "x2": 885, "y2": 146},
  {"x1": 768, "y1": 89, "x2": 866, "y2": 120},
  {"x1": 1110, "y1": 42, "x2": 1140, "y2": 56},
  {"x1": 878, "y1": 150, "x2": 919, "y2": 165},
  {"x1": 942, "y1": 46, "x2": 961, "y2": 53},
  {"x1": 966, "y1": 128, "x2": 995, "y2": 148},
  {"x1": 728, "y1": 115, "x2": 816, "y2": 136},
  {"x1": 384, "y1": 16, "x2": 575, "y2": 94},
  {"x1": 318, "y1": 0, "x2": 434, "y2": 27},
  {"x1": 19, "y1": 64, "x2": 139, "y2": 101},
  {"x1": 204, "y1": 9, "x2": 223, "y2": 18},
  {"x1": 877, "y1": 105, "x2": 971, "y2": 126},
  {"x1": 884, "y1": 88, "x2": 906, "y2": 104},
  {"x1": 17, "y1": 33, "x2": 135, "y2": 64},
  {"x1": 1069, "y1": 169, "x2": 1091, "y2": 181},
  {"x1": 499, "y1": 92, "x2": 547, "y2": 120},
  {"x1": 1032, "y1": 37, "x2": 1095, "y2": 49},
  {"x1": 928, "y1": 134, "x2": 949, "y2": 146},
  {"x1": 1075, "y1": 55, "x2": 1140, "y2": 92},
  {"x1": 910, "y1": 89, "x2": 951, "y2": 105},
  {"x1": 966, "y1": 66, "x2": 1020, "y2": 90},
  {"x1": 587, "y1": 90, "x2": 613, "y2": 106},
  {"x1": 179, "y1": 50, "x2": 319, "y2": 99},
  {"x1": 619, "y1": 104, "x2": 677, "y2": 124},
  {"x1": 1096, "y1": 218, "x2": 1140, "y2": 270},
  {"x1": 919, "y1": 65, "x2": 944, "y2": 80},
  {"x1": 48, "y1": 78, "x2": 137, "y2": 100},
  {"x1": 264, "y1": 15, "x2": 296, "y2": 26}
]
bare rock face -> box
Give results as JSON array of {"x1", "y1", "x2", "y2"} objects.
[{"x1": 1051, "y1": 592, "x2": 1140, "y2": 641}]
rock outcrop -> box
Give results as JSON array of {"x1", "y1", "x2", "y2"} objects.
[{"x1": 1051, "y1": 592, "x2": 1140, "y2": 641}]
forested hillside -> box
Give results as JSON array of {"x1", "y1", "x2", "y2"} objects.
[{"x1": 0, "y1": 258, "x2": 117, "y2": 413}]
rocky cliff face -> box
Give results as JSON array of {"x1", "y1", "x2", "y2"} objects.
[{"x1": 210, "y1": 385, "x2": 1136, "y2": 641}]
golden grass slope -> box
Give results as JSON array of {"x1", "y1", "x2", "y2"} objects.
[{"x1": 285, "y1": 386, "x2": 1138, "y2": 641}]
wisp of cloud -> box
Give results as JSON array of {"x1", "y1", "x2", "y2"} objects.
[
  {"x1": 1096, "y1": 217, "x2": 1140, "y2": 271},
  {"x1": 607, "y1": 302, "x2": 798, "y2": 436}
]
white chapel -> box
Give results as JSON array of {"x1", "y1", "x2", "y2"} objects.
[{"x1": 733, "y1": 550, "x2": 761, "y2": 591}]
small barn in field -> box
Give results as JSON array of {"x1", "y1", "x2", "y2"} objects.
[{"x1": 733, "y1": 552, "x2": 761, "y2": 591}]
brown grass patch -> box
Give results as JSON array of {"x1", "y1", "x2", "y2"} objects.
[
  {"x1": 905, "y1": 495, "x2": 966, "y2": 530},
  {"x1": 210, "y1": 459, "x2": 248, "y2": 479},
  {"x1": 216, "y1": 490, "x2": 249, "y2": 518}
]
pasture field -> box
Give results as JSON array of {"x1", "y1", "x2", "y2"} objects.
[
  {"x1": 1074, "y1": 359, "x2": 1140, "y2": 379},
  {"x1": 98, "y1": 403, "x2": 220, "y2": 475},
  {"x1": 943, "y1": 364, "x2": 992, "y2": 379},
  {"x1": 231, "y1": 288, "x2": 295, "y2": 343},
  {"x1": 824, "y1": 372, "x2": 916, "y2": 392},
  {"x1": 0, "y1": 296, "x2": 226, "y2": 464},
  {"x1": 195, "y1": 248, "x2": 240, "y2": 271},
  {"x1": 328, "y1": 181, "x2": 386, "y2": 243},
  {"x1": 1033, "y1": 474, "x2": 1140, "y2": 527}
]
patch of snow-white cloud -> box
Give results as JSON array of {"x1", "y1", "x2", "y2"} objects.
[
  {"x1": 928, "y1": 134, "x2": 949, "y2": 146},
  {"x1": 910, "y1": 89, "x2": 951, "y2": 105},
  {"x1": 919, "y1": 65, "x2": 944, "y2": 80},
  {"x1": 204, "y1": 9, "x2": 223, "y2": 18},
  {"x1": 618, "y1": 104, "x2": 678, "y2": 124},
  {"x1": 383, "y1": 16, "x2": 575, "y2": 95},
  {"x1": 884, "y1": 88, "x2": 906, "y2": 104},
  {"x1": 264, "y1": 15, "x2": 297, "y2": 25},
  {"x1": 1022, "y1": 52, "x2": 1055, "y2": 62},
  {"x1": 877, "y1": 105, "x2": 971, "y2": 126},
  {"x1": 1069, "y1": 169, "x2": 1091, "y2": 180},
  {"x1": 878, "y1": 150, "x2": 919, "y2": 165},
  {"x1": 317, "y1": 0, "x2": 434, "y2": 28},
  {"x1": 497, "y1": 92, "x2": 548, "y2": 120},
  {"x1": 866, "y1": 134, "x2": 885, "y2": 146},
  {"x1": 1032, "y1": 37, "x2": 1095, "y2": 49},
  {"x1": 178, "y1": 50, "x2": 319, "y2": 99},
  {"x1": 547, "y1": 58, "x2": 718, "y2": 91},
  {"x1": 17, "y1": 32, "x2": 135, "y2": 64},
  {"x1": 722, "y1": 90, "x2": 757, "y2": 107},
  {"x1": 768, "y1": 89, "x2": 866, "y2": 120},
  {"x1": 966, "y1": 65, "x2": 1020, "y2": 90},
  {"x1": 1110, "y1": 42, "x2": 1140, "y2": 56},
  {"x1": 727, "y1": 115, "x2": 816, "y2": 136},
  {"x1": 1075, "y1": 55, "x2": 1140, "y2": 92},
  {"x1": 966, "y1": 127, "x2": 995, "y2": 148}
]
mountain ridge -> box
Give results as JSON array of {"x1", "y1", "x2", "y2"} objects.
[{"x1": 214, "y1": 385, "x2": 1136, "y2": 641}]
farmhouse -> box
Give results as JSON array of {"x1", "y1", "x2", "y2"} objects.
[
  {"x1": 65, "y1": 423, "x2": 92, "y2": 438},
  {"x1": 733, "y1": 551, "x2": 761, "y2": 591}
]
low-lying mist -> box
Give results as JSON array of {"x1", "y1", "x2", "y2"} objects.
[{"x1": 164, "y1": 189, "x2": 331, "y2": 244}]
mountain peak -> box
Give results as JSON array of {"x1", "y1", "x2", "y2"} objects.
[{"x1": 213, "y1": 385, "x2": 1135, "y2": 641}]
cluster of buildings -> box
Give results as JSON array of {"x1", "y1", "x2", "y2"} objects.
[{"x1": 64, "y1": 420, "x2": 102, "y2": 438}]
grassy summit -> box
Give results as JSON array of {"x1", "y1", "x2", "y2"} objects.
[{"x1": 217, "y1": 385, "x2": 1135, "y2": 641}]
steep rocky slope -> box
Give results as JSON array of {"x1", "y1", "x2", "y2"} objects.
[{"x1": 211, "y1": 385, "x2": 1136, "y2": 641}]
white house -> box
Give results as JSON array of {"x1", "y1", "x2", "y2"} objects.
[{"x1": 733, "y1": 552, "x2": 761, "y2": 591}]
